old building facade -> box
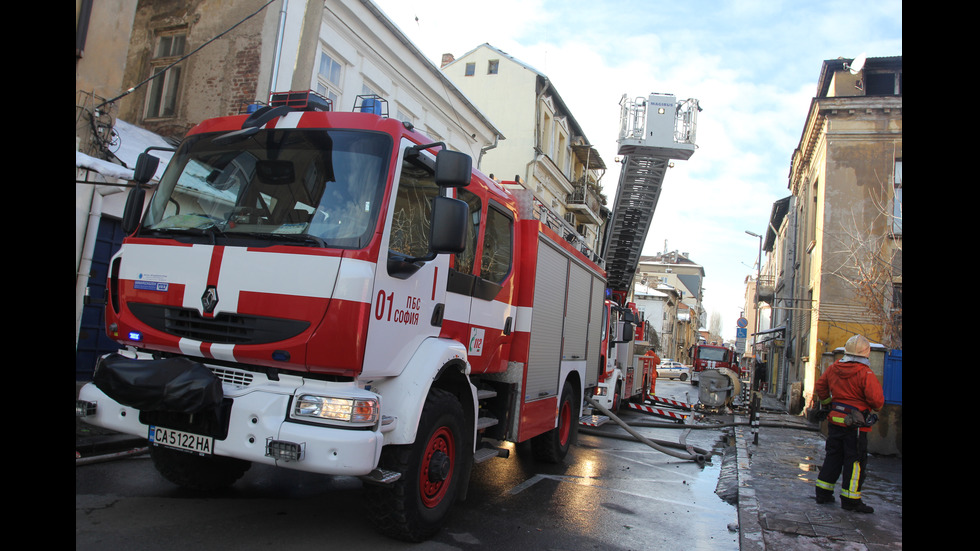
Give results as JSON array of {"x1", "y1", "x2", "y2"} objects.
[{"x1": 754, "y1": 56, "x2": 901, "y2": 425}]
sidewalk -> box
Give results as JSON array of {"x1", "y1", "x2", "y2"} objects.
[{"x1": 734, "y1": 395, "x2": 902, "y2": 550}]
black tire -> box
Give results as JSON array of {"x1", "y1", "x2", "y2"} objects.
[
  {"x1": 364, "y1": 388, "x2": 466, "y2": 542},
  {"x1": 531, "y1": 382, "x2": 577, "y2": 463},
  {"x1": 680, "y1": 373, "x2": 688, "y2": 381},
  {"x1": 149, "y1": 445, "x2": 251, "y2": 491}
]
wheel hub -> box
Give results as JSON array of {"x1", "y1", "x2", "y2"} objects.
[{"x1": 427, "y1": 450, "x2": 450, "y2": 482}]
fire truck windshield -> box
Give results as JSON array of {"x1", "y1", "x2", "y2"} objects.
[
  {"x1": 142, "y1": 129, "x2": 391, "y2": 249},
  {"x1": 697, "y1": 347, "x2": 729, "y2": 362}
]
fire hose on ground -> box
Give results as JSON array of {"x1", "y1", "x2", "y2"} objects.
[
  {"x1": 583, "y1": 395, "x2": 710, "y2": 465},
  {"x1": 581, "y1": 394, "x2": 821, "y2": 465}
]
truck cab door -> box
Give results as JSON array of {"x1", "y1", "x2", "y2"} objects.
[
  {"x1": 360, "y1": 141, "x2": 455, "y2": 378},
  {"x1": 445, "y1": 189, "x2": 515, "y2": 375}
]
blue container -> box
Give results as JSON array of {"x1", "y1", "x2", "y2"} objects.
[{"x1": 883, "y1": 349, "x2": 902, "y2": 405}]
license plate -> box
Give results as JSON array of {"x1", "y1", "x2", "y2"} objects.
[{"x1": 148, "y1": 425, "x2": 214, "y2": 455}]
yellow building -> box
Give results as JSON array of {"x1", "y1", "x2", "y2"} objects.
[{"x1": 786, "y1": 56, "x2": 902, "y2": 410}]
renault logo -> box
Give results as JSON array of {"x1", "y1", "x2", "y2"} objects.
[{"x1": 202, "y1": 286, "x2": 219, "y2": 314}]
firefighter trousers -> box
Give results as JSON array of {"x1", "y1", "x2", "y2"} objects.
[{"x1": 815, "y1": 424, "x2": 869, "y2": 503}]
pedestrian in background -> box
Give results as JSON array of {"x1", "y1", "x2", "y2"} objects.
[
  {"x1": 753, "y1": 355, "x2": 768, "y2": 392},
  {"x1": 813, "y1": 334, "x2": 884, "y2": 513}
]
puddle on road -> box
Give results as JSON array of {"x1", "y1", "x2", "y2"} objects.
[{"x1": 713, "y1": 430, "x2": 739, "y2": 505}]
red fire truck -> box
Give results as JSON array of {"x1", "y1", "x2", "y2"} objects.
[
  {"x1": 76, "y1": 91, "x2": 608, "y2": 541},
  {"x1": 690, "y1": 343, "x2": 739, "y2": 386}
]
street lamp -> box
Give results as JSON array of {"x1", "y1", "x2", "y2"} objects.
[
  {"x1": 744, "y1": 230, "x2": 763, "y2": 353},
  {"x1": 745, "y1": 229, "x2": 763, "y2": 444}
]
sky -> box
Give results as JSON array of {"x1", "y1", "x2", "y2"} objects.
[{"x1": 371, "y1": 0, "x2": 902, "y2": 341}]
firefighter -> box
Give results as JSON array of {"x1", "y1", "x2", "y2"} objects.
[
  {"x1": 813, "y1": 334, "x2": 884, "y2": 513},
  {"x1": 643, "y1": 348, "x2": 660, "y2": 396}
]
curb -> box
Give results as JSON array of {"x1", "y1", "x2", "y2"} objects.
[{"x1": 734, "y1": 416, "x2": 765, "y2": 551}]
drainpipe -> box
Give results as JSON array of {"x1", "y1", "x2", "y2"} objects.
[
  {"x1": 525, "y1": 77, "x2": 551, "y2": 189},
  {"x1": 477, "y1": 133, "x2": 499, "y2": 171},
  {"x1": 268, "y1": 0, "x2": 288, "y2": 95}
]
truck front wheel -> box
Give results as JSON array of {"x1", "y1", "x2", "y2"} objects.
[
  {"x1": 149, "y1": 445, "x2": 251, "y2": 491},
  {"x1": 365, "y1": 388, "x2": 465, "y2": 542}
]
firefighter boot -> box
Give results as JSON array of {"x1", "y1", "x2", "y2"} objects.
[
  {"x1": 814, "y1": 487, "x2": 834, "y2": 504},
  {"x1": 840, "y1": 497, "x2": 874, "y2": 514}
]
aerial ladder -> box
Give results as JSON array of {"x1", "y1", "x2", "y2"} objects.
[{"x1": 601, "y1": 93, "x2": 701, "y2": 304}]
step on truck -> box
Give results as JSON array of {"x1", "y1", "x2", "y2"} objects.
[{"x1": 76, "y1": 91, "x2": 607, "y2": 542}]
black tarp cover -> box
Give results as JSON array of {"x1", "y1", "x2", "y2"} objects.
[{"x1": 94, "y1": 353, "x2": 223, "y2": 414}]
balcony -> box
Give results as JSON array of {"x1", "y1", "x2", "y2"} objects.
[
  {"x1": 566, "y1": 180, "x2": 603, "y2": 225},
  {"x1": 757, "y1": 275, "x2": 776, "y2": 303}
]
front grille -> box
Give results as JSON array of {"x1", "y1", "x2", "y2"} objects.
[
  {"x1": 129, "y1": 303, "x2": 310, "y2": 345},
  {"x1": 210, "y1": 366, "x2": 254, "y2": 388}
]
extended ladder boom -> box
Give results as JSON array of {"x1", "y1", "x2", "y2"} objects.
[{"x1": 601, "y1": 93, "x2": 700, "y2": 302}]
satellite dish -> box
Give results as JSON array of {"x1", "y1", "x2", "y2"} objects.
[{"x1": 846, "y1": 53, "x2": 866, "y2": 74}]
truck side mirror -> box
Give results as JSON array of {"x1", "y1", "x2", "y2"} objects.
[
  {"x1": 434, "y1": 150, "x2": 472, "y2": 188},
  {"x1": 621, "y1": 321, "x2": 635, "y2": 342},
  {"x1": 121, "y1": 152, "x2": 159, "y2": 234},
  {"x1": 133, "y1": 153, "x2": 159, "y2": 184},
  {"x1": 429, "y1": 195, "x2": 467, "y2": 254},
  {"x1": 121, "y1": 186, "x2": 145, "y2": 235}
]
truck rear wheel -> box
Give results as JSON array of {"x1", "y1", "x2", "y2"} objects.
[
  {"x1": 365, "y1": 388, "x2": 465, "y2": 542},
  {"x1": 531, "y1": 382, "x2": 577, "y2": 463},
  {"x1": 149, "y1": 445, "x2": 251, "y2": 491}
]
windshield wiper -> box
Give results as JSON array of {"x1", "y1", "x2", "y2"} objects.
[
  {"x1": 142, "y1": 223, "x2": 226, "y2": 244},
  {"x1": 224, "y1": 231, "x2": 326, "y2": 248},
  {"x1": 261, "y1": 232, "x2": 326, "y2": 247}
]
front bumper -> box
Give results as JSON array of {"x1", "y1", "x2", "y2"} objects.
[{"x1": 77, "y1": 355, "x2": 384, "y2": 476}]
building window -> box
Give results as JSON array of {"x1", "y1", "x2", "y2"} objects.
[
  {"x1": 465, "y1": 62, "x2": 475, "y2": 76},
  {"x1": 316, "y1": 50, "x2": 343, "y2": 107},
  {"x1": 144, "y1": 31, "x2": 186, "y2": 119},
  {"x1": 487, "y1": 60, "x2": 499, "y2": 75},
  {"x1": 866, "y1": 71, "x2": 901, "y2": 96},
  {"x1": 892, "y1": 159, "x2": 902, "y2": 235}
]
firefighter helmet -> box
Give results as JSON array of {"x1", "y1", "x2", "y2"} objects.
[{"x1": 844, "y1": 334, "x2": 871, "y2": 358}]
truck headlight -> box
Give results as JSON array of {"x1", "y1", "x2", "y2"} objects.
[{"x1": 292, "y1": 395, "x2": 379, "y2": 425}]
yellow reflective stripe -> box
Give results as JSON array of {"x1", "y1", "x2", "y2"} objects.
[
  {"x1": 815, "y1": 479, "x2": 835, "y2": 491},
  {"x1": 842, "y1": 461, "x2": 861, "y2": 499},
  {"x1": 820, "y1": 396, "x2": 832, "y2": 405},
  {"x1": 830, "y1": 415, "x2": 847, "y2": 424}
]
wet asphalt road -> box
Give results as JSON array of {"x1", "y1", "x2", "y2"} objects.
[{"x1": 76, "y1": 380, "x2": 739, "y2": 550}]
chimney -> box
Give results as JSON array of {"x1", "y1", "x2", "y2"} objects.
[{"x1": 441, "y1": 53, "x2": 455, "y2": 68}]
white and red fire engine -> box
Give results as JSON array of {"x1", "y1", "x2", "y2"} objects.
[
  {"x1": 77, "y1": 90, "x2": 699, "y2": 541},
  {"x1": 77, "y1": 91, "x2": 608, "y2": 541}
]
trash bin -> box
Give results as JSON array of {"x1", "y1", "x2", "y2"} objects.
[{"x1": 698, "y1": 368, "x2": 742, "y2": 408}]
